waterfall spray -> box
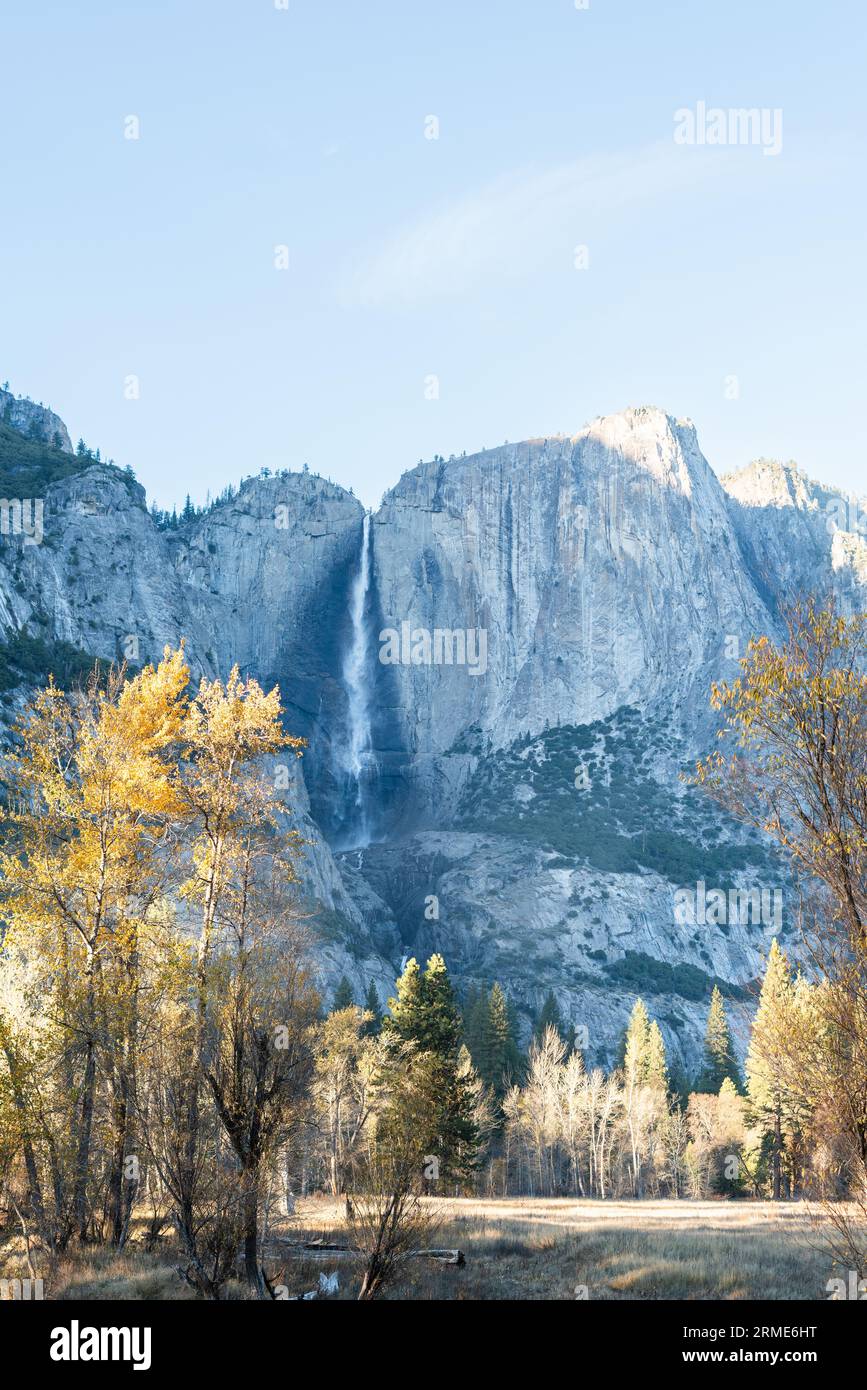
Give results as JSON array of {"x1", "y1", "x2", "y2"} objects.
[{"x1": 342, "y1": 512, "x2": 372, "y2": 843}]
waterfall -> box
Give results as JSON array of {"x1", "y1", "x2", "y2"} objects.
[{"x1": 342, "y1": 512, "x2": 372, "y2": 843}]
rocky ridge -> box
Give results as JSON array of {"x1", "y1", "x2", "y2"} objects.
[{"x1": 0, "y1": 394, "x2": 863, "y2": 1072}]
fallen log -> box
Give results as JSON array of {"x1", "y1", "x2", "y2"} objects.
[
  {"x1": 273, "y1": 1239, "x2": 464, "y2": 1265},
  {"x1": 270, "y1": 1238, "x2": 355, "y2": 1254},
  {"x1": 300, "y1": 1238, "x2": 353, "y2": 1251},
  {"x1": 407, "y1": 1248, "x2": 465, "y2": 1266}
]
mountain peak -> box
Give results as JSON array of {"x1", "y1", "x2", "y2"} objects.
[
  {"x1": 578, "y1": 403, "x2": 697, "y2": 448},
  {"x1": 722, "y1": 457, "x2": 855, "y2": 515}
]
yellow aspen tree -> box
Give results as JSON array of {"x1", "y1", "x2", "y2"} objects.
[
  {"x1": 169, "y1": 667, "x2": 308, "y2": 1294},
  {"x1": 0, "y1": 648, "x2": 189, "y2": 1243}
]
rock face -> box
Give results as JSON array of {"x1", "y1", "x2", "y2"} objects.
[
  {"x1": 375, "y1": 409, "x2": 763, "y2": 748},
  {"x1": 167, "y1": 471, "x2": 366, "y2": 836},
  {"x1": 0, "y1": 387, "x2": 72, "y2": 452},
  {"x1": 1, "y1": 465, "x2": 214, "y2": 665},
  {"x1": 723, "y1": 457, "x2": 867, "y2": 614},
  {"x1": 0, "y1": 393, "x2": 863, "y2": 1067},
  {"x1": 369, "y1": 408, "x2": 773, "y2": 832}
]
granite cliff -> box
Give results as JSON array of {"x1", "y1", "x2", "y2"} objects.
[{"x1": 1, "y1": 393, "x2": 864, "y2": 1074}]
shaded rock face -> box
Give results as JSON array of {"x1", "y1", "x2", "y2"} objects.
[
  {"x1": 169, "y1": 473, "x2": 367, "y2": 839},
  {"x1": 0, "y1": 399, "x2": 863, "y2": 1064},
  {"x1": 723, "y1": 458, "x2": 867, "y2": 617}
]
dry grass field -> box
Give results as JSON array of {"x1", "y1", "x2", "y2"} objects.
[
  {"x1": 2, "y1": 1196, "x2": 853, "y2": 1301},
  {"x1": 272, "y1": 1196, "x2": 841, "y2": 1302}
]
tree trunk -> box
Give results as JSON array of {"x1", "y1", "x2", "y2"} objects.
[
  {"x1": 243, "y1": 1167, "x2": 266, "y2": 1298},
  {"x1": 107, "y1": 1080, "x2": 129, "y2": 1245},
  {"x1": 358, "y1": 1262, "x2": 384, "y2": 1301},
  {"x1": 113, "y1": 928, "x2": 141, "y2": 1247},
  {"x1": 2, "y1": 1040, "x2": 45, "y2": 1232},
  {"x1": 329, "y1": 1130, "x2": 340, "y2": 1197},
  {"x1": 73, "y1": 1034, "x2": 96, "y2": 1240}
]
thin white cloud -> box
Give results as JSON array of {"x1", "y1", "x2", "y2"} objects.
[{"x1": 338, "y1": 141, "x2": 731, "y2": 309}]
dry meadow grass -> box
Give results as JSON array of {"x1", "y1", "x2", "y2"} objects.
[
  {"x1": 274, "y1": 1195, "x2": 839, "y2": 1301},
  {"x1": 0, "y1": 1196, "x2": 851, "y2": 1300}
]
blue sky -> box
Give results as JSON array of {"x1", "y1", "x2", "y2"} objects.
[{"x1": 1, "y1": 0, "x2": 864, "y2": 510}]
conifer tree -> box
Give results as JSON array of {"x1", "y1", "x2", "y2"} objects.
[
  {"x1": 622, "y1": 999, "x2": 656, "y2": 1196},
  {"x1": 477, "y1": 983, "x2": 523, "y2": 1100},
  {"x1": 622, "y1": 1002, "x2": 668, "y2": 1092},
  {"x1": 697, "y1": 985, "x2": 742, "y2": 1093},
  {"x1": 362, "y1": 980, "x2": 382, "y2": 1036},
  {"x1": 745, "y1": 939, "x2": 792, "y2": 1200},
  {"x1": 384, "y1": 955, "x2": 478, "y2": 1183},
  {"x1": 645, "y1": 1020, "x2": 669, "y2": 1093},
  {"x1": 386, "y1": 957, "x2": 424, "y2": 1038},
  {"x1": 533, "y1": 989, "x2": 563, "y2": 1042},
  {"x1": 461, "y1": 984, "x2": 486, "y2": 1065},
  {"x1": 505, "y1": 992, "x2": 526, "y2": 1076},
  {"x1": 623, "y1": 998, "x2": 651, "y2": 1081},
  {"x1": 332, "y1": 976, "x2": 355, "y2": 1012},
  {"x1": 533, "y1": 989, "x2": 568, "y2": 1049}
]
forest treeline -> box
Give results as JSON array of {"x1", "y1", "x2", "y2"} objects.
[
  {"x1": 316, "y1": 933, "x2": 848, "y2": 1209},
  {"x1": 0, "y1": 601, "x2": 864, "y2": 1298}
]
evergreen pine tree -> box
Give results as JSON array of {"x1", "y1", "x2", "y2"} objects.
[
  {"x1": 745, "y1": 939, "x2": 792, "y2": 1200},
  {"x1": 623, "y1": 998, "x2": 651, "y2": 1080},
  {"x1": 332, "y1": 975, "x2": 355, "y2": 1011},
  {"x1": 621, "y1": 999, "x2": 668, "y2": 1089},
  {"x1": 667, "y1": 1061, "x2": 692, "y2": 1106},
  {"x1": 533, "y1": 989, "x2": 565, "y2": 1046},
  {"x1": 384, "y1": 954, "x2": 479, "y2": 1183},
  {"x1": 385, "y1": 956, "x2": 425, "y2": 1039},
  {"x1": 697, "y1": 985, "x2": 742, "y2": 1093},
  {"x1": 645, "y1": 1020, "x2": 669, "y2": 1092},
  {"x1": 361, "y1": 979, "x2": 382, "y2": 1036},
  {"x1": 505, "y1": 994, "x2": 527, "y2": 1081},
  {"x1": 461, "y1": 984, "x2": 486, "y2": 1066},
  {"x1": 477, "y1": 983, "x2": 523, "y2": 1099}
]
